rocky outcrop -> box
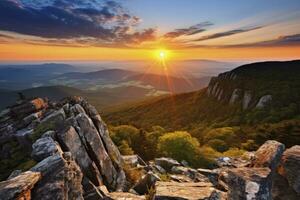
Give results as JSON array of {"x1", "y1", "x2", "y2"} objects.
[
  {"x1": 0, "y1": 96, "x2": 126, "y2": 199},
  {"x1": 256, "y1": 95, "x2": 272, "y2": 108},
  {"x1": 242, "y1": 91, "x2": 252, "y2": 110},
  {"x1": 1, "y1": 97, "x2": 300, "y2": 200},
  {"x1": 31, "y1": 152, "x2": 84, "y2": 200},
  {"x1": 0, "y1": 171, "x2": 41, "y2": 200},
  {"x1": 250, "y1": 140, "x2": 285, "y2": 172},
  {"x1": 154, "y1": 157, "x2": 180, "y2": 172},
  {"x1": 273, "y1": 145, "x2": 300, "y2": 199},
  {"x1": 227, "y1": 167, "x2": 272, "y2": 200},
  {"x1": 31, "y1": 136, "x2": 63, "y2": 161}
]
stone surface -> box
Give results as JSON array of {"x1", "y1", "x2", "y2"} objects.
[
  {"x1": 154, "y1": 157, "x2": 180, "y2": 171},
  {"x1": 31, "y1": 136, "x2": 63, "y2": 161},
  {"x1": 155, "y1": 181, "x2": 225, "y2": 200},
  {"x1": 30, "y1": 152, "x2": 84, "y2": 200},
  {"x1": 242, "y1": 91, "x2": 252, "y2": 110},
  {"x1": 76, "y1": 113, "x2": 118, "y2": 190},
  {"x1": 133, "y1": 171, "x2": 160, "y2": 195},
  {"x1": 108, "y1": 192, "x2": 145, "y2": 200},
  {"x1": 123, "y1": 155, "x2": 147, "y2": 167},
  {"x1": 227, "y1": 167, "x2": 272, "y2": 200},
  {"x1": 229, "y1": 89, "x2": 241, "y2": 104},
  {"x1": 0, "y1": 171, "x2": 41, "y2": 200},
  {"x1": 251, "y1": 140, "x2": 285, "y2": 172},
  {"x1": 278, "y1": 145, "x2": 300, "y2": 194},
  {"x1": 57, "y1": 126, "x2": 103, "y2": 186},
  {"x1": 256, "y1": 95, "x2": 272, "y2": 108}
]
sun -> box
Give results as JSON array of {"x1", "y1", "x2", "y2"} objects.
[{"x1": 155, "y1": 49, "x2": 169, "y2": 61}]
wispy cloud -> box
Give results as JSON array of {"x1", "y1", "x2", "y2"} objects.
[
  {"x1": 193, "y1": 26, "x2": 263, "y2": 42},
  {"x1": 163, "y1": 22, "x2": 213, "y2": 38}
]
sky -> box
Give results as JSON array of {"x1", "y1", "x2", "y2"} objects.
[{"x1": 0, "y1": 0, "x2": 300, "y2": 61}]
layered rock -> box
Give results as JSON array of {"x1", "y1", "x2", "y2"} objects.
[
  {"x1": 0, "y1": 171, "x2": 41, "y2": 200},
  {"x1": 0, "y1": 96, "x2": 126, "y2": 199}
]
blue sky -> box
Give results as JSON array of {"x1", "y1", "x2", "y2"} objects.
[{"x1": 124, "y1": 0, "x2": 300, "y2": 32}]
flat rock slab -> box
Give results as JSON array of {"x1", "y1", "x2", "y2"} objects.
[
  {"x1": 0, "y1": 171, "x2": 41, "y2": 200},
  {"x1": 108, "y1": 192, "x2": 145, "y2": 200},
  {"x1": 155, "y1": 181, "x2": 225, "y2": 200}
]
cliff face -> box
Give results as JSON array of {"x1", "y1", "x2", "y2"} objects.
[
  {"x1": 206, "y1": 60, "x2": 300, "y2": 110},
  {"x1": 0, "y1": 96, "x2": 126, "y2": 199}
]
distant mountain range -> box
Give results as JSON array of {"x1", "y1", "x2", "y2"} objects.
[{"x1": 0, "y1": 61, "x2": 226, "y2": 108}]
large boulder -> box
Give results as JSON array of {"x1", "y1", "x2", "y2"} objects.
[
  {"x1": 227, "y1": 167, "x2": 272, "y2": 200},
  {"x1": 155, "y1": 181, "x2": 226, "y2": 200},
  {"x1": 30, "y1": 152, "x2": 84, "y2": 200},
  {"x1": 276, "y1": 145, "x2": 300, "y2": 196},
  {"x1": 251, "y1": 140, "x2": 285, "y2": 172},
  {"x1": 31, "y1": 136, "x2": 63, "y2": 161},
  {"x1": 0, "y1": 171, "x2": 41, "y2": 200},
  {"x1": 154, "y1": 157, "x2": 180, "y2": 171}
]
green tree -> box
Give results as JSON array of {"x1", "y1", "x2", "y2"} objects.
[{"x1": 157, "y1": 131, "x2": 200, "y2": 166}]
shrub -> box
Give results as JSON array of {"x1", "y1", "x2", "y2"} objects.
[
  {"x1": 157, "y1": 131, "x2": 200, "y2": 167},
  {"x1": 223, "y1": 148, "x2": 245, "y2": 158},
  {"x1": 197, "y1": 146, "x2": 221, "y2": 168},
  {"x1": 207, "y1": 139, "x2": 229, "y2": 152},
  {"x1": 118, "y1": 140, "x2": 134, "y2": 155}
]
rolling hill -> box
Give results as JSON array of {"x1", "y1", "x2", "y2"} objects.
[{"x1": 104, "y1": 60, "x2": 300, "y2": 130}]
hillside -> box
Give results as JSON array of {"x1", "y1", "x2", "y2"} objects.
[
  {"x1": 0, "y1": 85, "x2": 155, "y2": 110},
  {"x1": 104, "y1": 60, "x2": 300, "y2": 148}
]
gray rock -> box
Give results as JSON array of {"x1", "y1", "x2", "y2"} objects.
[
  {"x1": 229, "y1": 89, "x2": 241, "y2": 104},
  {"x1": 242, "y1": 91, "x2": 252, "y2": 110},
  {"x1": 0, "y1": 171, "x2": 41, "y2": 200},
  {"x1": 123, "y1": 155, "x2": 147, "y2": 167},
  {"x1": 82, "y1": 177, "x2": 106, "y2": 200},
  {"x1": 31, "y1": 152, "x2": 84, "y2": 200},
  {"x1": 70, "y1": 104, "x2": 86, "y2": 116},
  {"x1": 133, "y1": 171, "x2": 160, "y2": 195},
  {"x1": 256, "y1": 95, "x2": 272, "y2": 108},
  {"x1": 76, "y1": 113, "x2": 118, "y2": 190},
  {"x1": 155, "y1": 157, "x2": 180, "y2": 171},
  {"x1": 227, "y1": 167, "x2": 272, "y2": 200},
  {"x1": 278, "y1": 145, "x2": 300, "y2": 194},
  {"x1": 251, "y1": 140, "x2": 285, "y2": 172},
  {"x1": 57, "y1": 126, "x2": 103, "y2": 186},
  {"x1": 79, "y1": 102, "x2": 126, "y2": 190},
  {"x1": 41, "y1": 108, "x2": 66, "y2": 125},
  {"x1": 31, "y1": 136, "x2": 63, "y2": 161}
]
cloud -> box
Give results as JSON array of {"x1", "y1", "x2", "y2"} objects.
[
  {"x1": 0, "y1": 0, "x2": 155, "y2": 47},
  {"x1": 254, "y1": 34, "x2": 300, "y2": 46},
  {"x1": 164, "y1": 22, "x2": 213, "y2": 38},
  {"x1": 194, "y1": 26, "x2": 263, "y2": 42}
]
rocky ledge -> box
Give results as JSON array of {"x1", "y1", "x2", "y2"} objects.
[{"x1": 0, "y1": 97, "x2": 299, "y2": 200}]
